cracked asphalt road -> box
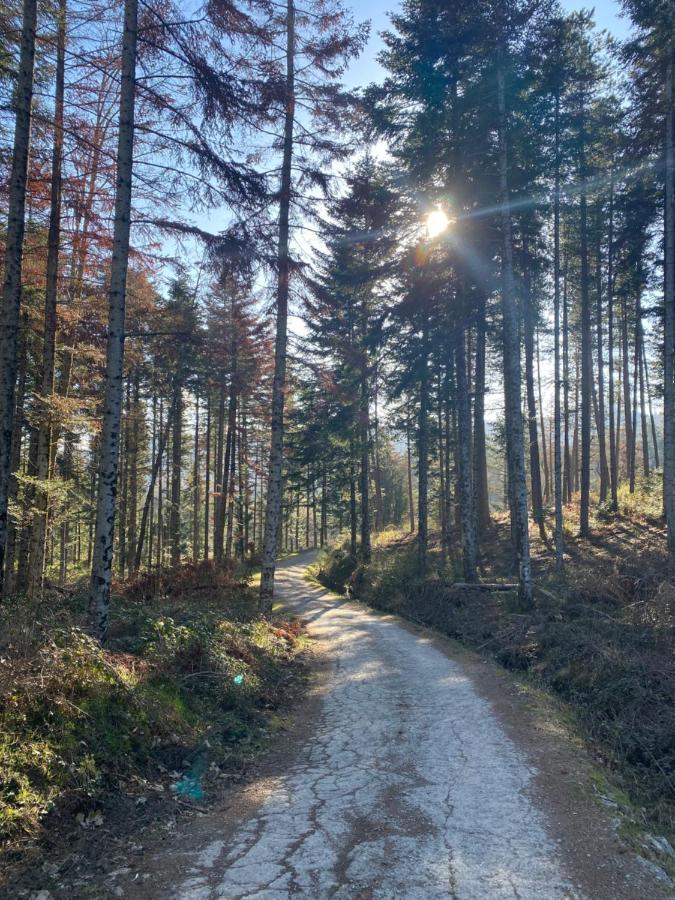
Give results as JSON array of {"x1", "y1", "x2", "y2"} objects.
[{"x1": 152, "y1": 553, "x2": 667, "y2": 900}]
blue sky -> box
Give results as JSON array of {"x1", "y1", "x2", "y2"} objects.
[{"x1": 344, "y1": 0, "x2": 630, "y2": 88}]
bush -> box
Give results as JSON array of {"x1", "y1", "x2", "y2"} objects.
[{"x1": 0, "y1": 562, "x2": 305, "y2": 846}]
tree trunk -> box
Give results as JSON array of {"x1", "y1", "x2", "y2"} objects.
[
  {"x1": 0, "y1": 0, "x2": 38, "y2": 589},
  {"x1": 437, "y1": 374, "x2": 447, "y2": 564},
  {"x1": 204, "y1": 390, "x2": 211, "y2": 559},
  {"x1": 349, "y1": 435, "x2": 358, "y2": 555},
  {"x1": 225, "y1": 394, "x2": 237, "y2": 558},
  {"x1": 455, "y1": 328, "x2": 478, "y2": 581},
  {"x1": 170, "y1": 376, "x2": 183, "y2": 567},
  {"x1": 406, "y1": 420, "x2": 415, "y2": 533},
  {"x1": 643, "y1": 340, "x2": 660, "y2": 470},
  {"x1": 3, "y1": 313, "x2": 29, "y2": 594},
  {"x1": 358, "y1": 370, "x2": 371, "y2": 561},
  {"x1": 193, "y1": 391, "x2": 200, "y2": 562},
  {"x1": 607, "y1": 166, "x2": 618, "y2": 509},
  {"x1": 417, "y1": 324, "x2": 429, "y2": 574},
  {"x1": 638, "y1": 313, "x2": 650, "y2": 477},
  {"x1": 26, "y1": 0, "x2": 66, "y2": 599},
  {"x1": 126, "y1": 373, "x2": 139, "y2": 573},
  {"x1": 579, "y1": 111, "x2": 592, "y2": 538},
  {"x1": 664, "y1": 55, "x2": 674, "y2": 567},
  {"x1": 89, "y1": 0, "x2": 138, "y2": 640},
  {"x1": 562, "y1": 257, "x2": 572, "y2": 503},
  {"x1": 629, "y1": 296, "x2": 641, "y2": 492},
  {"x1": 536, "y1": 329, "x2": 550, "y2": 503},
  {"x1": 260, "y1": 0, "x2": 294, "y2": 612},
  {"x1": 497, "y1": 63, "x2": 533, "y2": 604},
  {"x1": 621, "y1": 292, "x2": 633, "y2": 482},
  {"x1": 595, "y1": 205, "x2": 610, "y2": 501},
  {"x1": 473, "y1": 302, "x2": 491, "y2": 533},
  {"x1": 135, "y1": 405, "x2": 171, "y2": 572},
  {"x1": 214, "y1": 385, "x2": 225, "y2": 558},
  {"x1": 523, "y1": 246, "x2": 546, "y2": 543}
]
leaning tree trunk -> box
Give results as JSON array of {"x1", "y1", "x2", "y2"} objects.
[
  {"x1": 497, "y1": 63, "x2": 533, "y2": 605},
  {"x1": 89, "y1": 0, "x2": 138, "y2": 640},
  {"x1": 0, "y1": 0, "x2": 38, "y2": 592},
  {"x1": 27, "y1": 0, "x2": 66, "y2": 600},
  {"x1": 259, "y1": 0, "x2": 294, "y2": 612},
  {"x1": 664, "y1": 55, "x2": 675, "y2": 568}
]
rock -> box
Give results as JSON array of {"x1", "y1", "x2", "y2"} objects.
[{"x1": 646, "y1": 834, "x2": 675, "y2": 860}]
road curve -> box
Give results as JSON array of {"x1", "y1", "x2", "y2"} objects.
[{"x1": 161, "y1": 552, "x2": 665, "y2": 900}]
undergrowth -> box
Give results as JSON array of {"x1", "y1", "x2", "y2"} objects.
[
  {"x1": 0, "y1": 560, "x2": 305, "y2": 849},
  {"x1": 315, "y1": 523, "x2": 674, "y2": 837}
]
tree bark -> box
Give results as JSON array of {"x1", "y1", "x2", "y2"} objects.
[
  {"x1": 417, "y1": 324, "x2": 429, "y2": 574},
  {"x1": 536, "y1": 329, "x2": 550, "y2": 503},
  {"x1": 473, "y1": 301, "x2": 491, "y2": 533},
  {"x1": 89, "y1": 0, "x2": 138, "y2": 640},
  {"x1": 455, "y1": 328, "x2": 478, "y2": 581},
  {"x1": 260, "y1": 0, "x2": 294, "y2": 612},
  {"x1": 135, "y1": 405, "x2": 171, "y2": 572},
  {"x1": 523, "y1": 245, "x2": 546, "y2": 543},
  {"x1": 26, "y1": 0, "x2": 66, "y2": 599},
  {"x1": 663, "y1": 55, "x2": 674, "y2": 566},
  {"x1": 497, "y1": 63, "x2": 533, "y2": 604},
  {"x1": 170, "y1": 376, "x2": 183, "y2": 566},
  {"x1": 193, "y1": 391, "x2": 200, "y2": 562},
  {"x1": 0, "y1": 0, "x2": 38, "y2": 589},
  {"x1": 579, "y1": 109, "x2": 592, "y2": 538},
  {"x1": 406, "y1": 419, "x2": 415, "y2": 533},
  {"x1": 607, "y1": 165, "x2": 618, "y2": 509},
  {"x1": 595, "y1": 204, "x2": 610, "y2": 501}
]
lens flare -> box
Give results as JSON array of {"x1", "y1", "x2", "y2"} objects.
[{"x1": 426, "y1": 208, "x2": 449, "y2": 238}]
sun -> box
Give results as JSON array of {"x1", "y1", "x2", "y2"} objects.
[{"x1": 426, "y1": 208, "x2": 449, "y2": 239}]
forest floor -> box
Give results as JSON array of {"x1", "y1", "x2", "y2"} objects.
[
  {"x1": 25, "y1": 549, "x2": 671, "y2": 900},
  {"x1": 0, "y1": 560, "x2": 308, "y2": 898}
]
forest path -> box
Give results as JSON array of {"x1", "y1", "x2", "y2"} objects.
[{"x1": 138, "y1": 552, "x2": 669, "y2": 900}]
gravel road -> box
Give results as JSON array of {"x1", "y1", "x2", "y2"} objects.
[{"x1": 145, "y1": 552, "x2": 669, "y2": 900}]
